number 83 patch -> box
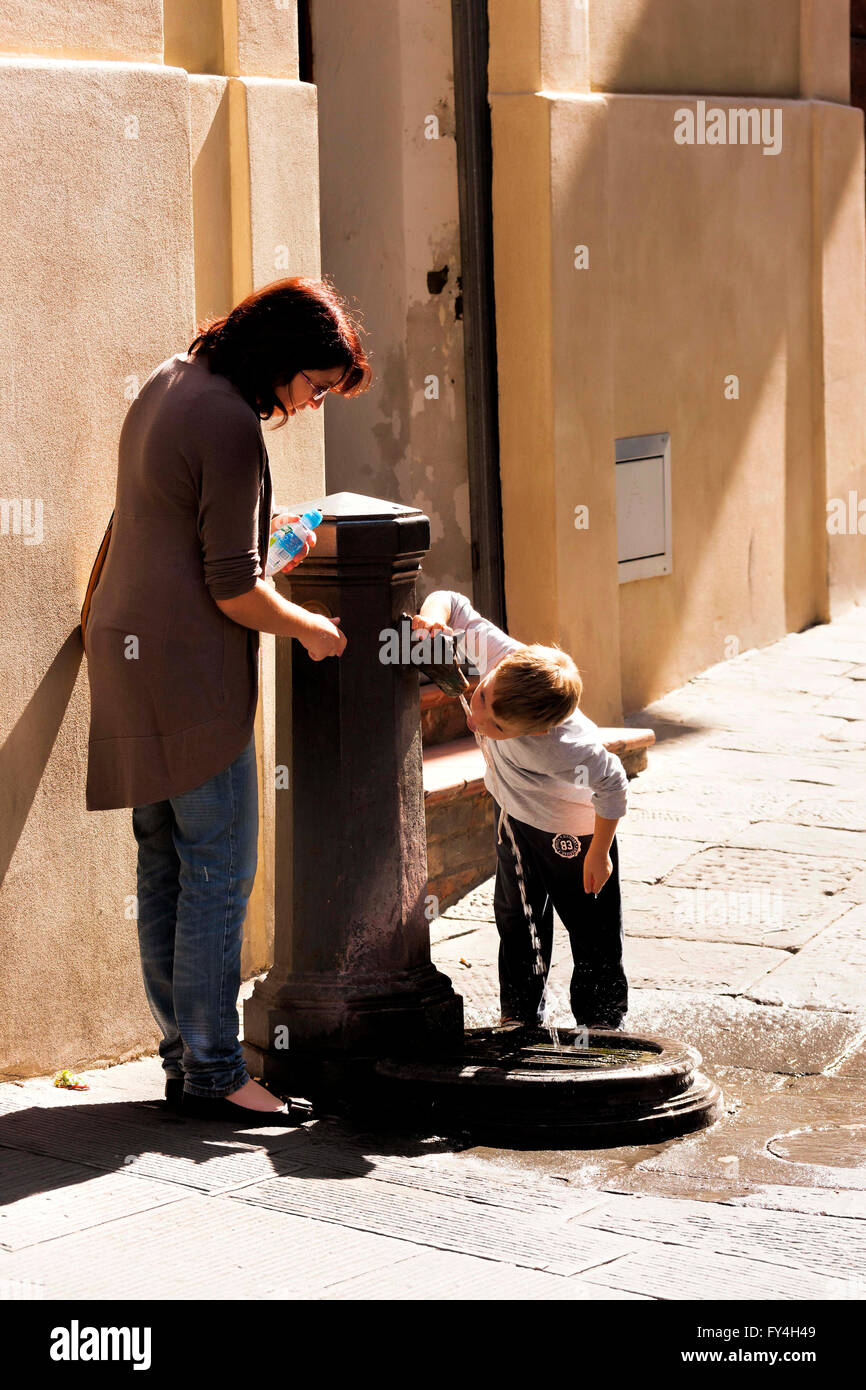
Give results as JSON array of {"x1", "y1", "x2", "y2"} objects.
[{"x1": 551, "y1": 832, "x2": 581, "y2": 859}]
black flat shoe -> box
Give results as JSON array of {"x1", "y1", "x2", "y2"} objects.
[
  {"x1": 164, "y1": 1077, "x2": 185, "y2": 1112},
  {"x1": 180, "y1": 1091, "x2": 313, "y2": 1126}
]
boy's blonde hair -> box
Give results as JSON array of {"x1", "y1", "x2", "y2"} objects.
[{"x1": 488, "y1": 643, "x2": 582, "y2": 734}]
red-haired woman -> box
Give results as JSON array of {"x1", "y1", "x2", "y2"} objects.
[{"x1": 84, "y1": 277, "x2": 371, "y2": 1123}]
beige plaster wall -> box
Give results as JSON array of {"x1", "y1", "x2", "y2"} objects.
[
  {"x1": 490, "y1": 0, "x2": 866, "y2": 721},
  {"x1": 0, "y1": 0, "x2": 163, "y2": 64},
  {"x1": 0, "y1": 57, "x2": 195, "y2": 1076},
  {"x1": 488, "y1": 0, "x2": 849, "y2": 101},
  {"x1": 0, "y1": 3, "x2": 325, "y2": 1075},
  {"x1": 587, "y1": 0, "x2": 848, "y2": 101},
  {"x1": 311, "y1": 0, "x2": 471, "y2": 602},
  {"x1": 165, "y1": 0, "x2": 299, "y2": 79},
  {"x1": 814, "y1": 101, "x2": 866, "y2": 617}
]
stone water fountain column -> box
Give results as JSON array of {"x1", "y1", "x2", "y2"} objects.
[{"x1": 242, "y1": 492, "x2": 463, "y2": 1100}]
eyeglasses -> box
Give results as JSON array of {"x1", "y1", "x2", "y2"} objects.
[{"x1": 298, "y1": 368, "x2": 344, "y2": 402}]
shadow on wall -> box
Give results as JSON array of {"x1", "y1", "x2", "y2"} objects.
[{"x1": 0, "y1": 630, "x2": 83, "y2": 890}]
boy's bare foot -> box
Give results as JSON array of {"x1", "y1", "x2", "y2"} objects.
[{"x1": 223, "y1": 1079, "x2": 285, "y2": 1112}]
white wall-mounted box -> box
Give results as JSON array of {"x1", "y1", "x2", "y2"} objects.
[{"x1": 615, "y1": 432, "x2": 672, "y2": 583}]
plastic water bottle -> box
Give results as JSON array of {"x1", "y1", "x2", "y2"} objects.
[{"x1": 265, "y1": 509, "x2": 323, "y2": 578}]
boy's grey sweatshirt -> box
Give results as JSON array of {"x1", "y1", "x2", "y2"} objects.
[{"x1": 442, "y1": 591, "x2": 628, "y2": 836}]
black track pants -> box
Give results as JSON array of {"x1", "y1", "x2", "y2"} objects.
[{"x1": 491, "y1": 798, "x2": 628, "y2": 1028}]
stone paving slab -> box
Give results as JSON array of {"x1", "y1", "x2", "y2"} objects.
[
  {"x1": 645, "y1": 676, "x2": 828, "y2": 710},
  {"x1": 266, "y1": 1122, "x2": 593, "y2": 1217},
  {"x1": 839, "y1": 867, "x2": 866, "y2": 904},
  {"x1": 0, "y1": 1086, "x2": 35, "y2": 1117},
  {"x1": 746, "y1": 905, "x2": 866, "y2": 1013},
  {"x1": 725, "y1": 1185, "x2": 866, "y2": 1220},
  {"x1": 2, "y1": 1194, "x2": 432, "y2": 1301},
  {"x1": 772, "y1": 633, "x2": 866, "y2": 666},
  {"x1": 624, "y1": 990, "x2": 863, "y2": 1074},
  {"x1": 651, "y1": 745, "x2": 866, "y2": 788},
  {"x1": 432, "y1": 923, "x2": 501, "y2": 965},
  {"x1": 817, "y1": 720, "x2": 866, "y2": 746},
  {"x1": 430, "y1": 917, "x2": 488, "y2": 947},
  {"x1": 74, "y1": 1057, "x2": 172, "y2": 1099},
  {"x1": 0, "y1": 1067, "x2": 167, "y2": 1110},
  {"x1": 776, "y1": 793, "x2": 866, "y2": 833},
  {"x1": 625, "y1": 779, "x2": 806, "y2": 824},
  {"x1": 623, "y1": 882, "x2": 848, "y2": 951},
  {"x1": 440, "y1": 878, "x2": 495, "y2": 922},
  {"x1": 313, "y1": 1247, "x2": 649, "y2": 1300},
  {"x1": 461, "y1": 1142, "x2": 650, "y2": 1195},
  {"x1": 620, "y1": 807, "x2": 750, "y2": 841},
  {"x1": 690, "y1": 659, "x2": 857, "y2": 697},
  {"x1": 627, "y1": 772, "x2": 814, "y2": 810},
  {"x1": 618, "y1": 837, "x2": 710, "y2": 884},
  {"x1": 838, "y1": 1042, "x2": 866, "y2": 1081},
  {"x1": 570, "y1": 1191, "x2": 866, "y2": 1281},
  {"x1": 616, "y1": 1075, "x2": 866, "y2": 1197},
  {"x1": 0, "y1": 1101, "x2": 310, "y2": 1193},
  {"x1": 607, "y1": 1172, "x2": 866, "y2": 1221},
  {"x1": 623, "y1": 937, "x2": 788, "y2": 995},
  {"x1": 663, "y1": 844, "x2": 863, "y2": 898},
  {"x1": 577, "y1": 1239, "x2": 852, "y2": 1300},
  {"x1": 702, "y1": 718, "x2": 866, "y2": 754},
  {"x1": 728, "y1": 822, "x2": 866, "y2": 861},
  {"x1": 0, "y1": 1149, "x2": 185, "y2": 1251},
  {"x1": 227, "y1": 1170, "x2": 638, "y2": 1276},
  {"x1": 639, "y1": 693, "x2": 842, "y2": 735},
  {"x1": 812, "y1": 688, "x2": 866, "y2": 717}
]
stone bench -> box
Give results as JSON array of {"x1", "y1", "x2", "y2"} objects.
[{"x1": 421, "y1": 681, "x2": 655, "y2": 913}]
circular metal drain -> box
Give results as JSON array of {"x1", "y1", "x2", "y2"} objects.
[
  {"x1": 768, "y1": 1123, "x2": 866, "y2": 1170},
  {"x1": 357, "y1": 1026, "x2": 723, "y2": 1148}
]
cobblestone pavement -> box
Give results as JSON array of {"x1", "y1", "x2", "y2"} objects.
[{"x1": 2, "y1": 612, "x2": 865, "y2": 1301}]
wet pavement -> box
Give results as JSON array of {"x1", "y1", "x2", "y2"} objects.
[{"x1": 2, "y1": 610, "x2": 865, "y2": 1299}]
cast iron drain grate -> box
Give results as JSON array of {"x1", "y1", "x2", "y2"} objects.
[{"x1": 768, "y1": 1123, "x2": 866, "y2": 1170}]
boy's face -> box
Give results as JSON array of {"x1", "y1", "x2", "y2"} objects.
[{"x1": 465, "y1": 666, "x2": 546, "y2": 741}]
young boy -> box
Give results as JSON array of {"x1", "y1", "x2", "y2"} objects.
[{"x1": 416, "y1": 590, "x2": 629, "y2": 1031}]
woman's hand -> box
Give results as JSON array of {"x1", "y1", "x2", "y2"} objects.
[
  {"x1": 584, "y1": 845, "x2": 613, "y2": 895},
  {"x1": 269, "y1": 512, "x2": 316, "y2": 574},
  {"x1": 300, "y1": 613, "x2": 346, "y2": 661}
]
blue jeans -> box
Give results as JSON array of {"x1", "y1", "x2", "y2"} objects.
[{"x1": 131, "y1": 733, "x2": 258, "y2": 1098}]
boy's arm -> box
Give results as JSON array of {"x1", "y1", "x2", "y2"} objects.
[
  {"x1": 590, "y1": 813, "x2": 618, "y2": 856},
  {"x1": 418, "y1": 590, "x2": 522, "y2": 678},
  {"x1": 556, "y1": 733, "x2": 627, "y2": 892},
  {"x1": 584, "y1": 813, "x2": 619, "y2": 894},
  {"x1": 418, "y1": 591, "x2": 452, "y2": 627},
  {"x1": 572, "y1": 738, "x2": 628, "y2": 823}
]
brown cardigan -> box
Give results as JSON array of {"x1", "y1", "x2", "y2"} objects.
[{"x1": 85, "y1": 351, "x2": 273, "y2": 811}]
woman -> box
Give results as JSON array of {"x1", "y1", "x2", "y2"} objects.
[{"x1": 84, "y1": 277, "x2": 371, "y2": 1122}]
